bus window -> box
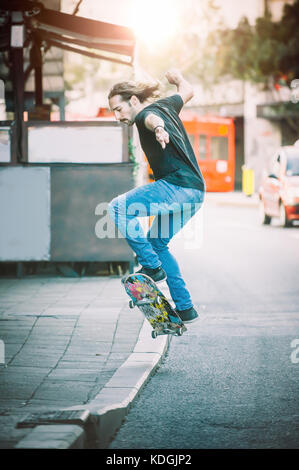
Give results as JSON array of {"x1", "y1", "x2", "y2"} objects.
[
  {"x1": 210, "y1": 136, "x2": 228, "y2": 160},
  {"x1": 199, "y1": 135, "x2": 207, "y2": 159},
  {"x1": 188, "y1": 134, "x2": 195, "y2": 149}
]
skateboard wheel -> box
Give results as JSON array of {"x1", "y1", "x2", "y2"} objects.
[
  {"x1": 151, "y1": 330, "x2": 158, "y2": 339},
  {"x1": 129, "y1": 300, "x2": 135, "y2": 309},
  {"x1": 177, "y1": 327, "x2": 183, "y2": 336}
]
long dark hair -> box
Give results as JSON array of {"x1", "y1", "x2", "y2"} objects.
[{"x1": 108, "y1": 80, "x2": 160, "y2": 103}]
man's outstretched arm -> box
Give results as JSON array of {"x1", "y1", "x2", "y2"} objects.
[{"x1": 165, "y1": 68, "x2": 194, "y2": 104}]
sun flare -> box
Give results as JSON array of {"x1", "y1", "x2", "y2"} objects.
[{"x1": 129, "y1": 0, "x2": 180, "y2": 49}]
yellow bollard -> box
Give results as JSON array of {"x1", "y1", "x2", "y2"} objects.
[{"x1": 242, "y1": 166, "x2": 255, "y2": 196}]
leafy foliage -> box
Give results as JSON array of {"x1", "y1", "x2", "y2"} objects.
[{"x1": 205, "y1": 0, "x2": 299, "y2": 87}]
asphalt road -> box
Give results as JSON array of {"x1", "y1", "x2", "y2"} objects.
[{"x1": 109, "y1": 200, "x2": 299, "y2": 449}]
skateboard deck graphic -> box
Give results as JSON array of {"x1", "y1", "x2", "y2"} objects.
[{"x1": 122, "y1": 273, "x2": 187, "y2": 339}]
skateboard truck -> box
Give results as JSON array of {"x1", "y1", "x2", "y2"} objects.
[
  {"x1": 151, "y1": 326, "x2": 184, "y2": 339},
  {"x1": 129, "y1": 299, "x2": 153, "y2": 309}
]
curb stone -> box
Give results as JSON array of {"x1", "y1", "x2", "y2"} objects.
[
  {"x1": 15, "y1": 424, "x2": 85, "y2": 449},
  {"x1": 15, "y1": 320, "x2": 171, "y2": 449}
]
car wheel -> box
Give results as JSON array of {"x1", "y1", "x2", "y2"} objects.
[
  {"x1": 279, "y1": 203, "x2": 291, "y2": 227},
  {"x1": 259, "y1": 200, "x2": 271, "y2": 225}
]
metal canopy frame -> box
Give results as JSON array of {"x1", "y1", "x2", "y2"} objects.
[
  {"x1": 0, "y1": 1, "x2": 136, "y2": 161},
  {"x1": 32, "y1": 6, "x2": 135, "y2": 65}
]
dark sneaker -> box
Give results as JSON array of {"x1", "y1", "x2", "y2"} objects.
[
  {"x1": 136, "y1": 266, "x2": 167, "y2": 283},
  {"x1": 176, "y1": 306, "x2": 199, "y2": 323}
]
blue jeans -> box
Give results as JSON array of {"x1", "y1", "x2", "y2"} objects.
[{"x1": 108, "y1": 179, "x2": 204, "y2": 310}]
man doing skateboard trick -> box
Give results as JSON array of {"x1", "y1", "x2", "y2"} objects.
[{"x1": 108, "y1": 69, "x2": 205, "y2": 323}]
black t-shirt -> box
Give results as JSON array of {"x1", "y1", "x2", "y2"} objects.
[{"x1": 134, "y1": 94, "x2": 205, "y2": 191}]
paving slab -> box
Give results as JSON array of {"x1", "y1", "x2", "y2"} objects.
[{"x1": 0, "y1": 275, "x2": 170, "y2": 449}]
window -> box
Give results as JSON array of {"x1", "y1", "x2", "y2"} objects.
[
  {"x1": 0, "y1": 80, "x2": 10, "y2": 163},
  {"x1": 271, "y1": 153, "x2": 281, "y2": 177},
  {"x1": 0, "y1": 127, "x2": 11, "y2": 163},
  {"x1": 210, "y1": 136, "x2": 228, "y2": 161},
  {"x1": 188, "y1": 134, "x2": 195, "y2": 149},
  {"x1": 27, "y1": 124, "x2": 124, "y2": 163},
  {"x1": 199, "y1": 135, "x2": 207, "y2": 159},
  {"x1": 286, "y1": 157, "x2": 299, "y2": 176}
]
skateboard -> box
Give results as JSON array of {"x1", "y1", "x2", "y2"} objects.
[{"x1": 122, "y1": 273, "x2": 187, "y2": 339}]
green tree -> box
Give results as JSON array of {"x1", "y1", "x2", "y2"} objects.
[{"x1": 204, "y1": 0, "x2": 299, "y2": 88}]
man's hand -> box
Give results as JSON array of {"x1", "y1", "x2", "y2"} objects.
[
  {"x1": 165, "y1": 68, "x2": 194, "y2": 104},
  {"x1": 144, "y1": 113, "x2": 169, "y2": 149},
  {"x1": 165, "y1": 68, "x2": 184, "y2": 86},
  {"x1": 154, "y1": 126, "x2": 169, "y2": 149}
]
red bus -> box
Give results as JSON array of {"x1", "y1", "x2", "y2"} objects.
[
  {"x1": 94, "y1": 107, "x2": 236, "y2": 193},
  {"x1": 182, "y1": 112, "x2": 235, "y2": 192}
]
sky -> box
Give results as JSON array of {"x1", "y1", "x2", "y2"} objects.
[
  {"x1": 62, "y1": 0, "x2": 187, "y2": 50},
  {"x1": 62, "y1": 0, "x2": 270, "y2": 31},
  {"x1": 62, "y1": 0, "x2": 141, "y2": 27}
]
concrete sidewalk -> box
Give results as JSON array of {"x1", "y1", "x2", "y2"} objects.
[{"x1": 0, "y1": 275, "x2": 171, "y2": 449}]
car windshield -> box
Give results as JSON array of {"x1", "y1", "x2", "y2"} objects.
[{"x1": 286, "y1": 149, "x2": 299, "y2": 176}]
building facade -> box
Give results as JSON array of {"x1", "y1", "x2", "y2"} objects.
[{"x1": 190, "y1": 0, "x2": 298, "y2": 191}]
